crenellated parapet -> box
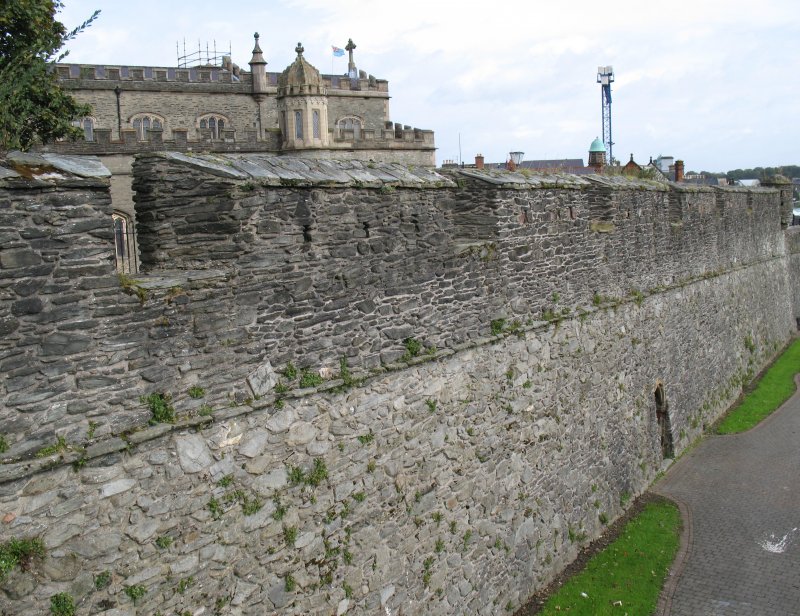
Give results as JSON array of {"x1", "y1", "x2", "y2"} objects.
[{"x1": 56, "y1": 64, "x2": 390, "y2": 94}]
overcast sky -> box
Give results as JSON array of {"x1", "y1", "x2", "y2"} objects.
[{"x1": 58, "y1": 0, "x2": 799, "y2": 172}]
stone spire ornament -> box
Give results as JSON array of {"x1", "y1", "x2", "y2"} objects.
[
  {"x1": 345, "y1": 38, "x2": 357, "y2": 76},
  {"x1": 249, "y1": 32, "x2": 267, "y2": 95}
]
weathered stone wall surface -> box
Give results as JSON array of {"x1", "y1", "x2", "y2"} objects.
[
  {"x1": 0, "y1": 153, "x2": 795, "y2": 615},
  {"x1": 787, "y1": 226, "x2": 800, "y2": 323},
  {"x1": 128, "y1": 155, "x2": 787, "y2": 401}
]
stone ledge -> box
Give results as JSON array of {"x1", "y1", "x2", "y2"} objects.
[{"x1": 144, "y1": 152, "x2": 456, "y2": 188}]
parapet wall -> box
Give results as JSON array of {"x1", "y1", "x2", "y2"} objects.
[
  {"x1": 0, "y1": 153, "x2": 795, "y2": 615},
  {"x1": 39, "y1": 127, "x2": 434, "y2": 164},
  {"x1": 57, "y1": 64, "x2": 390, "y2": 93},
  {"x1": 129, "y1": 154, "x2": 787, "y2": 385}
]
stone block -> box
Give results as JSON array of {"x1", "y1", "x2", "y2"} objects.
[
  {"x1": 40, "y1": 332, "x2": 92, "y2": 356},
  {"x1": 0, "y1": 249, "x2": 41, "y2": 269},
  {"x1": 247, "y1": 361, "x2": 278, "y2": 398},
  {"x1": 175, "y1": 434, "x2": 214, "y2": 473}
]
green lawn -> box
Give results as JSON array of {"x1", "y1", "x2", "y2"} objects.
[
  {"x1": 538, "y1": 500, "x2": 681, "y2": 616},
  {"x1": 717, "y1": 338, "x2": 800, "y2": 434}
]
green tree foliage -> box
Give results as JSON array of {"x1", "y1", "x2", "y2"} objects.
[
  {"x1": 725, "y1": 165, "x2": 800, "y2": 181},
  {"x1": 0, "y1": 1, "x2": 99, "y2": 152}
]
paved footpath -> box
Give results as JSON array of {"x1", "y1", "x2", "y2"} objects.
[{"x1": 653, "y1": 376, "x2": 800, "y2": 616}]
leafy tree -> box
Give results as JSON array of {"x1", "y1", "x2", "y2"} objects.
[
  {"x1": 725, "y1": 165, "x2": 800, "y2": 181},
  {"x1": 0, "y1": 1, "x2": 99, "y2": 152}
]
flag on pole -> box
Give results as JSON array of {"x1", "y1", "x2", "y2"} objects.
[{"x1": 332, "y1": 46, "x2": 345, "y2": 57}]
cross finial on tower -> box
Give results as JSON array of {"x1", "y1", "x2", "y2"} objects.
[
  {"x1": 295, "y1": 42, "x2": 304, "y2": 57},
  {"x1": 345, "y1": 38, "x2": 357, "y2": 74}
]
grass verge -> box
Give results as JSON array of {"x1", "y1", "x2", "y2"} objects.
[
  {"x1": 716, "y1": 338, "x2": 800, "y2": 434},
  {"x1": 535, "y1": 499, "x2": 680, "y2": 616}
]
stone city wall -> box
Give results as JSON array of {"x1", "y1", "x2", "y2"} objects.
[
  {"x1": 786, "y1": 226, "x2": 800, "y2": 324},
  {"x1": 0, "y1": 153, "x2": 795, "y2": 615}
]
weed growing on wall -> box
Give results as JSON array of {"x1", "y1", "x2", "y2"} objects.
[
  {"x1": 188, "y1": 386, "x2": 205, "y2": 399},
  {"x1": 176, "y1": 576, "x2": 194, "y2": 593},
  {"x1": 288, "y1": 459, "x2": 328, "y2": 487},
  {"x1": 208, "y1": 498, "x2": 222, "y2": 520},
  {"x1": 94, "y1": 570, "x2": 111, "y2": 590},
  {"x1": 283, "y1": 362, "x2": 298, "y2": 381},
  {"x1": 357, "y1": 432, "x2": 374, "y2": 446},
  {"x1": 306, "y1": 459, "x2": 328, "y2": 486},
  {"x1": 49, "y1": 593, "x2": 75, "y2": 616},
  {"x1": 299, "y1": 369, "x2": 323, "y2": 389},
  {"x1": 403, "y1": 337, "x2": 422, "y2": 358},
  {"x1": 141, "y1": 393, "x2": 175, "y2": 424},
  {"x1": 118, "y1": 274, "x2": 148, "y2": 304},
  {"x1": 124, "y1": 584, "x2": 146, "y2": 604},
  {"x1": 283, "y1": 526, "x2": 298, "y2": 546},
  {"x1": 0, "y1": 537, "x2": 45, "y2": 580},
  {"x1": 36, "y1": 436, "x2": 70, "y2": 458}
]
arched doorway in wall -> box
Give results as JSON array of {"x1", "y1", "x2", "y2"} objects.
[
  {"x1": 112, "y1": 212, "x2": 137, "y2": 274},
  {"x1": 654, "y1": 382, "x2": 674, "y2": 459}
]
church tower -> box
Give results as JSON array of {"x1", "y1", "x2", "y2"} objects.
[{"x1": 277, "y1": 43, "x2": 329, "y2": 150}]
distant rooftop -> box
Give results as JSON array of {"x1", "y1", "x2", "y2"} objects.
[{"x1": 484, "y1": 158, "x2": 590, "y2": 174}]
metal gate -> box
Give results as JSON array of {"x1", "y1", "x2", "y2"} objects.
[{"x1": 112, "y1": 213, "x2": 138, "y2": 274}]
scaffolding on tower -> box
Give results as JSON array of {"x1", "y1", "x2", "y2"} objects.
[
  {"x1": 177, "y1": 39, "x2": 232, "y2": 68},
  {"x1": 597, "y1": 66, "x2": 614, "y2": 164}
]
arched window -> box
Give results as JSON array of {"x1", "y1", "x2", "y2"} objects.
[
  {"x1": 71, "y1": 117, "x2": 96, "y2": 141},
  {"x1": 294, "y1": 110, "x2": 303, "y2": 139},
  {"x1": 112, "y1": 212, "x2": 137, "y2": 273},
  {"x1": 337, "y1": 116, "x2": 362, "y2": 138},
  {"x1": 130, "y1": 114, "x2": 164, "y2": 140},
  {"x1": 312, "y1": 110, "x2": 321, "y2": 139},
  {"x1": 197, "y1": 114, "x2": 229, "y2": 140}
]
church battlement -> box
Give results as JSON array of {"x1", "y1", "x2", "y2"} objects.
[
  {"x1": 50, "y1": 34, "x2": 432, "y2": 168},
  {"x1": 56, "y1": 63, "x2": 390, "y2": 94}
]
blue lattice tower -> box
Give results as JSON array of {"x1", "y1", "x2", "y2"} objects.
[{"x1": 596, "y1": 66, "x2": 614, "y2": 163}]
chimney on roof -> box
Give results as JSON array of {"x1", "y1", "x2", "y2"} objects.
[
  {"x1": 675, "y1": 160, "x2": 685, "y2": 182},
  {"x1": 475, "y1": 154, "x2": 484, "y2": 170}
]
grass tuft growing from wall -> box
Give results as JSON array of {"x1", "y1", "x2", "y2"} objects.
[
  {"x1": 537, "y1": 499, "x2": 680, "y2": 616},
  {"x1": 716, "y1": 338, "x2": 800, "y2": 434}
]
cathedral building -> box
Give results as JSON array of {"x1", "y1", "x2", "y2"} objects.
[{"x1": 38, "y1": 34, "x2": 435, "y2": 271}]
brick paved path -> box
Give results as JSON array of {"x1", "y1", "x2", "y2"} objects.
[{"x1": 653, "y1": 377, "x2": 800, "y2": 616}]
